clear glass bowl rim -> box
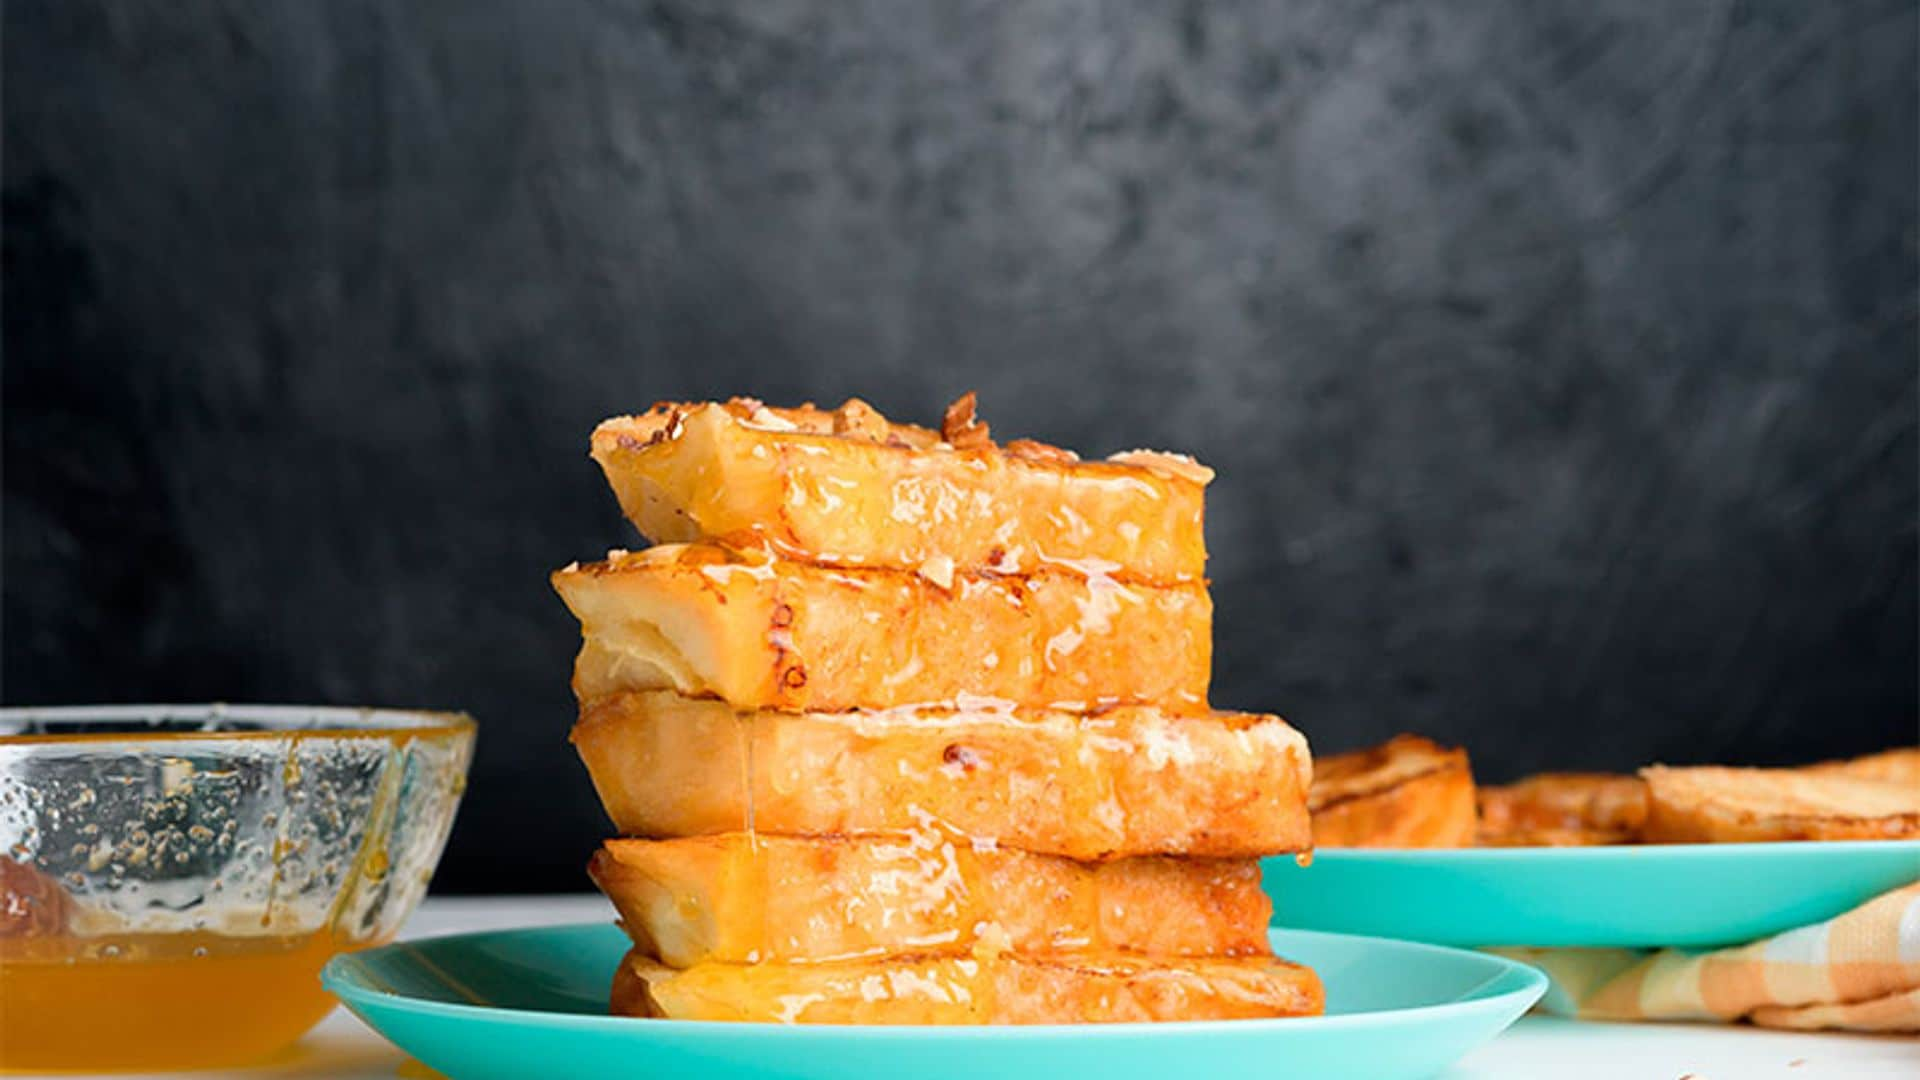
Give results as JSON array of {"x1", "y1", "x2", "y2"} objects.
[{"x1": 0, "y1": 703, "x2": 476, "y2": 747}]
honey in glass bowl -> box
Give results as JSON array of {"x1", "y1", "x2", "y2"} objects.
[{"x1": 0, "y1": 705, "x2": 474, "y2": 1072}]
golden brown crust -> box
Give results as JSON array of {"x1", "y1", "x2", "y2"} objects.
[
  {"x1": 1475, "y1": 772, "x2": 1649, "y2": 846},
  {"x1": 571, "y1": 691, "x2": 1313, "y2": 860},
  {"x1": 553, "y1": 544, "x2": 1211, "y2": 713},
  {"x1": 609, "y1": 950, "x2": 659, "y2": 1020},
  {"x1": 1639, "y1": 765, "x2": 1920, "y2": 844},
  {"x1": 623, "y1": 397, "x2": 944, "y2": 448},
  {"x1": 1308, "y1": 736, "x2": 1477, "y2": 849},
  {"x1": 591, "y1": 835, "x2": 1271, "y2": 966},
  {"x1": 1473, "y1": 826, "x2": 1640, "y2": 847},
  {"x1": 613, "y1": 948, "x2": 1325, "y2": 1024},
  {"x1": 590, "y1": 397, "x2": 1210, "y2": 585}
]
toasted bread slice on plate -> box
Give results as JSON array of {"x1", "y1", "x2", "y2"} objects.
[
  {"x1": 1308, "y1": 735, "x2": 1476, "y2": 849},
  {"x1": 1640, "y1": 765, "x2": 1920, "y2": 843},
  {"x1": 1475, "y1": 772, "x2": 1647, "y2": 847},
  {"x1": 572, "y1": 692, "x2": 1312, "y2": 861},
  {"x1": 590, "y1": 396, "x2": 1210, "y2": 586},
  {"x1": 591, "y1": 835, "x2": 1270, "y2": 967},
  {"x1": 554, "y1": 544, "x2": 1210, "y2": 713},
  {"x1": 611, "y1": 948, "x2": 1324, "y2": 1024}
]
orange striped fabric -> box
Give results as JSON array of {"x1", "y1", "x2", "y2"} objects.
[{"x1": 1495, "y1": 883, "x2": 1920, "y2": 1032}]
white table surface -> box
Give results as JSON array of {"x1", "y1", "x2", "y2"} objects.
[{"x1": 14, "y1": 895, "x2": 1916, "y2": 1080}]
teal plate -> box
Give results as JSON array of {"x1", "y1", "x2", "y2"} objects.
[
  {"x1": 1264, "y1": 840, "x2": 1920, "y2": 948},
  {"x1": 324, "y1": 924, "x2": 1544, "y2": 1080}
]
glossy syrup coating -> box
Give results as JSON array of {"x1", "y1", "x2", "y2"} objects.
[{"x1": 591, "y1": 833, "x2": 1273, "y2": 966}]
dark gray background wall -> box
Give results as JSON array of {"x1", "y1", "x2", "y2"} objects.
[{"x1": 5, "y1": 0, "x2": 1916, "y2": 891}]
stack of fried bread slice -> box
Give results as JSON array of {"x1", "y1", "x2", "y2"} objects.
[{"x1": 555, "y1": 395, "x2": 1323, "y2": 1023}]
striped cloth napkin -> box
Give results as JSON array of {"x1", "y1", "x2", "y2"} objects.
[{"x1": 1493, "y1": 882, "x2": 1920, "y2": 1032}]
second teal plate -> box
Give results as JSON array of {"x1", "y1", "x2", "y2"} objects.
[
  {"x1": 324, "y1": 923, "x2": 1544, "y2": 1080},
  {"x1": 1264, "y1": 840, "x2": 1920, "y2": 948}
]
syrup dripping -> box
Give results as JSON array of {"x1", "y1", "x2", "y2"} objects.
[
  {"x1": 735, "y1": 707, "x2": 767, "y2": 966},
  {"x1": 735, "y1": 709, "x2": 758, "y2": 852}
]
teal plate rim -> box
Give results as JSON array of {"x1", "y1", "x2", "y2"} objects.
[
  {"x1": 1262, "y1": 838, "x2": 1920, "y2": 949},
  {"x1": 1290, "y1": 838, "x2": 1920, "y2": 862},
  {"x1": 322, "y1": 923, "x2": 1549, "y2": 1036}
]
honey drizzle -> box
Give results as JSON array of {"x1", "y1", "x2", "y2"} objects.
[
  {"x1": 735, "y1": 707, "x2": 768, "y2": 966},
  {"x1": 736, "y1": 709, "x2": 757, "y2": 850}
]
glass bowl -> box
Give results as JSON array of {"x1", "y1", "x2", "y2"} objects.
[{"x1": 0, "y1": 704, "x2": 475, "y2": 1072}]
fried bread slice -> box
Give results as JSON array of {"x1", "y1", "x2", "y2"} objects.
[
  {"x1": 1799, "y1": 747, "x2": 1920, "y2": 789},
  {"x1": 1308, "y1": 735, "x2": 1476, "y2": 848},
  {"x1": 591, "y1": 835, "x2": 1271, "y2": 966},
  {"x1": 1640, "y1": 765, "x2": 1920, "y2": 843},
  {"x1": 1475, "y1": 772, "x2": 1648, "y2": 847},
  {"x1": 1473, "y1": 825, "x2": 1639, "y2": 847},
  {"x1": 554, "y1": 544, "x2": 1210, "y2": 713},
  {"x1": 573, "y1": 691, "x2": 1313, "y2": 860},
  {"x1": 611, "y1": 948, "x2": 1324, "y2": 1024},
  {"x1": 590, "y1": 396, "x2": 1210, "y2": 586}
]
